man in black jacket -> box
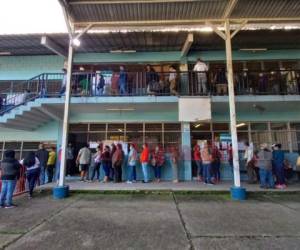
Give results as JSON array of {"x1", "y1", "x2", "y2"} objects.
[
  {"x1": 36, "y1": 144, "x2": 49, "y2": 185},
  {"x1": 0, "y1": 150, "x2": 21, "y2": 208}
]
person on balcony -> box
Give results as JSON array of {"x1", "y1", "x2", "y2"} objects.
[
  {"x1": 140, "y1": 143, "x2": 150, "y2": 183},
  {"x1": 119, "y1": 66, "x2": 128, "y2": 95},
  {"x1": 127, "y1": 143, "x2": 137, "y2": 184},
  {"x1": 60, "y1": 68, "x2": 67, "y2": 96},
  {"x1": 146, "y1": 65, "x2": 160, "y2": 95},
  {"x1": 110, "y1": 73, "x2": 119, "y2": 96},
  {"x1": 76, "y1": 144, "x2": 91, "y2": 182},
  {"x1": 214, "y1": 68, "x2": 227, "y2": 95},
  {"x1": 169, "y1": 65, "x2": 179, "y2": 96},
  {"x1": 258, "y1": 73, "x2": 269, "y2": 94},
  {"x1": 193, "y1": 58, "x2": 208, "y2": 95},
  {"x1": 0, "y1": 150, "x2": 21, "y2": 208},
  {"x1": 36, "y1": 143, "x2": 49, "y2": 185},
  {"x1": 112, "y1": 143, "x2": 124, "y2": 183},
  {"x1": 97, "y1": 74, "x2": 105, "y2": 96}
]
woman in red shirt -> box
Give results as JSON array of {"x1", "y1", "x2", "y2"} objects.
[
  {"x1": 193, "y1": 145, "x2": 203, "y2": 181},
  {"x1": 140, "y1": 144, "x2": 150, "y2": 183}
]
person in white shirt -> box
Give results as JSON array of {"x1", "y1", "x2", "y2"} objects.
[
  {"x1": 193, "y1": 58, "x2": 209, "y2": 94},
  {"x1": 169, "y1": 65, "x2": 178, "y2": 96},
  {"x1": 244, "y1": 142, "x2": 256, "y2": 183}
]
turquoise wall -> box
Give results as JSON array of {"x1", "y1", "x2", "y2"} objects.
[
  {"x1": 0, "y1": 121, "x2": 59, "y2": 141},
  {"x1": 1, "y1": 49, "x2": 300, "y2": 80},
  {"x1": 0, "y1": 55, "x2": 64, "y2": 80}
]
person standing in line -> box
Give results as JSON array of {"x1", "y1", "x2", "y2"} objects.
[
  {"x1": 153, "y1": 145, "x2": 165, "y2": 183},
  {"x1": 119, "y1": 66, "x2": 128, "y2": 95},
  {"x1": 212, "y1": 143, "x2": 222, "y2": 184},
  {"x1": 257, "y1": 143, "x2": 274, "y2": 189},
  {"x1": 36, "y1": 143, "x2": 49, "y2": 185},
  {"x1": 89, "y1": 146, "x2": 101, "y2": 182},
  {"x1": 101, "y1": 146, "x2": 111, "y2": 183},
  {"x1": 110, "y1": 144, "x2": 116, "y2": 181},
  {"x1": 272, "y1": 144, "x2": 286, "y2": 189},
  {"x1": 66, "y1": 143, "x2": 74, "y2": 177},
  {"x1": 170, "y1": 146, "x2": 180, "y2": 183},
  {"x1": 127, "y1": 143, "x2": 137, "y2": 184},
  {"x1": 22, "y1": 152, "x2": 41, "y2": 198},
  {"x1": 76, "y1": 144, "x2": 91, "y2": 182},
  {"x1": 112, "y1": 143, "x2": 124, "y2": 183},
  {"x1": 201, "y1": 143, "x2": 213, "y2": 185},
  {"x1": 169, "y1": 65, "x2": 178, "y2": 96},
  {"x1": 0, "y1": 150, "x2": 21, "y2": 208},
  {"x1": 194, "y1": 145, "x2": 203, "y2": 182},
  {"x1": 193, "y1": 58, "x2": 209, "y2": 95},
  {"x1": 46, "y1": 147, "x2": 56, "y2": 183},
  {"x1": 244, "y1": 142, "x2": 256, "y2": 184},
  {"x1": 140, "y1": 143, "x2": 150, "y2": 183}
]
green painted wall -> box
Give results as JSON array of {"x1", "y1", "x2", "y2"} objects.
[
  {"x1": 0, "y1": 121, "x2": 59, "y2": 141},
  {"x1": 0, "y1": 55, "x2": 64, "y2": 81},
  {"x1": 1, "y1": 49, "x2": 300, "y2": 80}
]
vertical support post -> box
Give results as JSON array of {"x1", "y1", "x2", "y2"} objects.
[
  {"x1": 53, "y1": 41, "x2": 73, "y2": 199},
  {"x1": 225, "y1": 20, "x2": 245, "y2": 199},
  {"x1": 59, "y1": 42, "x2": 73, "y2": 187},
  {"x1": 181, "y1": 122, "x2": 192, "y2": 181}
]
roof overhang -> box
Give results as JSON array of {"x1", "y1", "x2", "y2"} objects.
[{"x1": 59, "y1": 0, "x2": 300, "y2": 31}]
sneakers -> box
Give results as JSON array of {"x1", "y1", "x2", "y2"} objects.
[
  {"x1": 5, "y1": 204, "x2": 17, "y2": 209},
  {"x1": 126, "y1": 181, "x2": 133, "y2": 184}
]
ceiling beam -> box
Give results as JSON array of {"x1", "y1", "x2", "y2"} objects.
[
  {"x1": 69, "y1": 0, "x2": 202, "y2": 5},
  {"x1": 181, "y1": 33, "x2": 193, "y2": 57},
  {"x1": 41, "y1": 36, "x2": 68, "y2": 58},
  {"x1": 223, "y1": 0, "x2": 239, "y2": 19}
]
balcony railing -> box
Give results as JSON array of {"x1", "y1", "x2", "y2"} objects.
[{"x1": 1, "y1": 70, "x2": 300, "y2": 115}]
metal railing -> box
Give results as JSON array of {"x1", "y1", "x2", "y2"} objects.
[{"x1": 1, "y1": 70, "x2": 300, "y2": 116}]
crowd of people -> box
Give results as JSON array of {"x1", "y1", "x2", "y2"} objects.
[{"x1": 1, "y1": 140, "x2": 300, "y2": 208}]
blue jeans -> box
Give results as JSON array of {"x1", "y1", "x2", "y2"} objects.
[
  {"x1": 39, "y1": 165, "x2": 47, "y2": 185},
  {"x1": 0, "y1": 180, "x2": 17, "y2": 206},
  {"x1": 203, "y1": 163, "x2": 212, "y2": 183},
  {"x1": 27, "y1": 168, "x2": 40, "y2": 196},
  {"x1": 259, "y1": 168, "x2": 275, "y2": 188},
  {"x1": 154, "y1": 166, "x2": 162, "y2": 179},
  {"x1": 195, "y1": 160, "x2": 203, "y2": 177},
  {"x1": 127, "y1": 165, "x2": 136, "y2": 181},
  {"x1": 119, "y1": 83, "x2": 127, "y2": 95},
  {"x1": 142, "y1": 163, "x2": 149, "y2": 182},
  {"x1": 274, "y1": 163, "x2": 285, "y2": 185},
  {"x1": 102, "y1": 163, "x2": 110, "y2": 177},
  {"x1": 213, "y1": 161, "x2": 221, "y2": 181}
]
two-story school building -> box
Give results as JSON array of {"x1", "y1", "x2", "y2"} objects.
[{"x1": 0, "y1": 0, "x2": 300, "y2": 181}]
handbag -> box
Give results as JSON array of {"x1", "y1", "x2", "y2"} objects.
[{"x1": 296, "y1": 156, "x2": 300, "y2": 172}]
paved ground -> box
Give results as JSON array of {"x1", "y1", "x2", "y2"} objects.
[
  {"x1": 41, "y1": 179, "x2": 300, "y2": 192},
  {"x1": 1, "y1": 192, "x2": 300, "y2": 250}
]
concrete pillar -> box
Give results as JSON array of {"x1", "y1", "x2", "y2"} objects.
[{"x1": 181, "y1": 122, "x2": 192, "y2": 181}]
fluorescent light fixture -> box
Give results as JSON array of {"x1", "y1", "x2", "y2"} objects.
[
  {"x1": 106, "y1": 108, "x2": 135, "y2": 111},
  {"x1": 79, "y1": 67, "x2": 85, "y2": 71},
  {"x1": 110, "y1": 50, "x2": 136, "y2": 53},
  {"x1": 199, "y1": 27, "x2": 213, "y2": 33},
  {"x1": 236, "y1": 123, "x2": 246, "y2": 128},
  {"x1": 118, "y1": 129, "x2": 123, "y2": 132},
  {"x1": 0, "y1": 51, "x2": 11, "y2": 55},
  {"x1": 194, "y1": 124, "x2": 202, "y2": 128},
  {"x1": 72, "y1": 38, "x2": 81, "y2": 47},
  {"x1": 239, "y1": 48, "x2": 267, "y2": 52}
]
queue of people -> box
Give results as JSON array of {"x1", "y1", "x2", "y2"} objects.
[{"x1": 74, "y1": 142, "x2": 180, "y2": 184}]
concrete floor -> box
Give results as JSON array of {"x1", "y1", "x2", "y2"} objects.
[
  {"x1": 41, "y1": 179, "x2": 300, "y2": 192},
  {"x1": 1, "y1": 192, "x2": 300, "y2": 250}
]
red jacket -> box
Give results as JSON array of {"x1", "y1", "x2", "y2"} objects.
[
  {"x1": 140, "y1": 148, "x2": 149, "y2": 163},
  {"x1": 193, "y1": 149, "x2": 201, "y2": 161}
]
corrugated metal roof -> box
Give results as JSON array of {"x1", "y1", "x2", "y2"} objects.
[
  {"x1": 1, "y1": 30, "x2": 300, "y2": 56},
  {"x1": 64, "y1": 0, "x2": 300, "y2": 26}
]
